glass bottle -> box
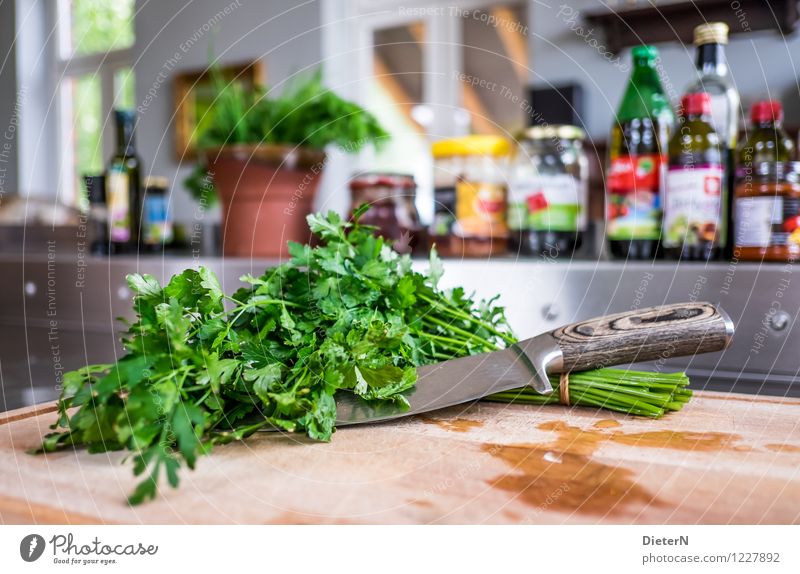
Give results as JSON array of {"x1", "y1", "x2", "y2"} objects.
[
  {"x1": 664, "y1": 93, "x2": 725, "y2": 260},
  {"x1": 738, "y1": 100, "x2": 796, "y2": 166},
  {"x1": 607, "y1": 45, "x2": 675, "y2": 259},
  {"x1": 684, "y1": 22, "x2": 740, "y2": 255},
  {"x1": 734, "y1": 161, "x2": 800, "y2": 262},
  {"x1": 105, "y1": 110, "x2": 142, "y2": 253}
]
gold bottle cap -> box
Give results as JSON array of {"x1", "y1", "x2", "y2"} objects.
[
  {"x1": 694, "y1": 22, "x2": 729, "y2": 46},
  {"x1": 144, "y1": 176, "x2": 169, "y2": 190}
]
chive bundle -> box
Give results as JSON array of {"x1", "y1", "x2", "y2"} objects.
[{"x1": 484, "y1": 368, "x2": 693, "y2": 418}]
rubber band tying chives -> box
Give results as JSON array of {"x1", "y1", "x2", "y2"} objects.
[{"x1": 559, "y1": 372, "x2": 570, "y2": 406}]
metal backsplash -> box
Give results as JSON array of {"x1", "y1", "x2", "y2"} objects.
[{"x1": 0, "y1": 253, "x2": 797, "y2": 411}]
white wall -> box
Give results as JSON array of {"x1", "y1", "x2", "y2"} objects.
[
  {"x1": 0, "y1": 0, "x2": 19, "y2": 198},
  {"x1": 133, "y1": 0, "x2": 322, "y2": 224},
  {"x1": 529, "y1": 0, "x2": 800, "y2": 139},
  {"x1": 15, "y1": 0, "x2": 59, "y2": 199}
]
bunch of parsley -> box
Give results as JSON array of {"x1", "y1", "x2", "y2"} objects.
[{"x1": 37, "y1": 208, "x2": 514, "y2": 504}]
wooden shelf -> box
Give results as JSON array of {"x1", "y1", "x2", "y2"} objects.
[{"x1": 584, "y1": 0, "x2": 798, "y2": 55}]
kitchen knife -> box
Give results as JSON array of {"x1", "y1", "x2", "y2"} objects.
[{"x1": 333, "y1": 301, "x2": 734, "y2": 426}]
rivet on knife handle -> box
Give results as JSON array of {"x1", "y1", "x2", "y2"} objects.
[{"x1": 549, "y1": 302, "x2": 734, "y2": 373}]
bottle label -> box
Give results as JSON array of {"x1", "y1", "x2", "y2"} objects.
[
  {"x1": 454, "y1": 181, "x2": 507, "y2": 238},
  {"x1": 508, "y1": 174, "x2": 586, "y2": 232},
  {"x1": 107, "y1": 168, "x2": 131, "y2": 243},
  {"x1": 606, "y1": 154, "x2": 665, "y2": 240},
  {"x1": 431, "y1": 186, "x2": 456, "y2": 237},
  {"x1": 143, "y1": 195, "x2": 173, "y2": 245},
  {"x1": 735, "y1": 196, "x2": 800, "y2": 248},
  {"x1": 663, "y1": 165, "x2": 723, "y2": 247}
]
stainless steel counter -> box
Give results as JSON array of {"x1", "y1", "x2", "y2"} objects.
[{"x1": 1, "y1": 252, "x2": 798, "y2": 411}]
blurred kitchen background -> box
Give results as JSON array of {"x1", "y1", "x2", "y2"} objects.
[{"x1": 1, "y1": 0, "x2": 800, "y2": 410}]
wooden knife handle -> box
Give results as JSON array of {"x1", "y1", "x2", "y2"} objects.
[{"x1": 551, "y1": 302, "x2": 734, "y2": 372}]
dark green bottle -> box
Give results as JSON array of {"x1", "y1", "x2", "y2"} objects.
[
  {"x1": 664, "y1": 93, "x2": 724, "y2": 260},
  {"x1": 607, "y1": 45, "x2": 675, "y2": 260},
  {"x1": 738, "y1": 100, "x2": 795, "y2": 166},
  {"x1": 106, "y1": 110, "x2": 142, "y2": 253}
]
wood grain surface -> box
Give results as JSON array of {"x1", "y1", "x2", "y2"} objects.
[
  {"x1": 1, "y1": 391, "x2": 799, "y2": 524},
  {"x1": 552, "y1": 303, "x2": 732, "y2": 372}
]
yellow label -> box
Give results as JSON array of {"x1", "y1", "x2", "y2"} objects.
[
  {"x1": 107, "y1": 170, "x2": 130, "y2": 242},
  {"x1": 455, "y1": 181, "x2": 507, "y2": 237}
]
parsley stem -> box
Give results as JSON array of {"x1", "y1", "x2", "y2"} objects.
[
  {"x1": 423, "y1": 332, "x2": 485, "y2": 349},
  {"x1": 421, "y1": 315, "x2": 497, "y2": 349},
  {"x1": 226, "y1": 298, "x2": 299, "y2": 314},
  {"x1": 419, "y1": 294, "x2": 515, "y2": 345}
]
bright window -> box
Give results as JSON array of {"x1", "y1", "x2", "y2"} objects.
[
  {"x1": 70, "y1": 75, "x2": 103, "y2": 184},
  {"x1": 56, "y1": 0, "x2": 136, "y2": 204},
  {"x1": 66, "y1": 0, "x2": 135, "y2": 56}
]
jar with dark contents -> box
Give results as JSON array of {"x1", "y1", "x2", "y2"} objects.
[
  {"x1": 431, "y1": 136, "x2": 511, "y2": 257},
  {"x1": 734, "y1": 161, "x2": 800, "y2": 262},
  {"x1": 141, "y1": 176, "x2": 173, "y2": 251},
  {"x1": 349, "y1": 172, "x2": 422, "y2": 254},
  {"x1": 83, "y1": 174, "x2": 109, "y2": 255}
]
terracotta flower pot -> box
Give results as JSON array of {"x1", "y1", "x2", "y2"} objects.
[{"x1": 205, "y1": 144, "x2": 326, "y2": 258}]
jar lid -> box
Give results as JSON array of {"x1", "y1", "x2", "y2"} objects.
[
  {"x1": 144, "y1": 176, "x2": 169, "y2": 190},
  {"x1": 349, "y1": 172, "x2": 416, "y2": 189},
  {"x1": 523, "y1": 125, "x2": 586, "y2": 142},
  {"x1": 750, "y1": 100, "x2": 783, "y2": 124},
  {"x1": 694, "y1": 22, "x2": 729, "y2": 46},
  {"x1": 432, "y1": 135, "x2": 511, "y2": 158},
  {"x1": 682, "y1": 92, "x2": 711, "y2": 116}
]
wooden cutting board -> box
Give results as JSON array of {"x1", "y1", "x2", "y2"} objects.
[{"x1": 1, "y1": 392, "x2": 799, "y2": 524}]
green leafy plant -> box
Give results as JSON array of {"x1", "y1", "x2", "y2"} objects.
[
  {"x1": 185, "y1": 70, "x2": 389, "y2": 204},
  {"x1": 35, "y1": 209, "x2": 693, "y2": 504},
  {"x1": 36, "y1": 208, "x2": 511, "y2": 504}
]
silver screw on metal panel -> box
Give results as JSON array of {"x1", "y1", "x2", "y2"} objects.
[
  {"x1": 769, "y1": 310, "x2": 791, "y2": 332},
  {"x1": 541, "y1": 303, "x2": 559, "y2": 322},
  {"x1": 24, "y1": 281, "x2": 37, "y2": 296}
]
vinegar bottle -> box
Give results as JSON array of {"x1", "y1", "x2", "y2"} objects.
[{"x1": 606, "y1": 46, "x2": 674, "y2": 260}]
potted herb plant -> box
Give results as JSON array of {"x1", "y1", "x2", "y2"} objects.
[{"x1": 186, "y1": 71, "x2": 388, "y2": 258}]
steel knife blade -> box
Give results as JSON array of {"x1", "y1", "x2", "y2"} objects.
[{"x1": 334, "y1": 343, "x2": 546, "y2": 426}]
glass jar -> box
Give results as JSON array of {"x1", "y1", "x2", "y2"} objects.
[
  {"x1": 734, "y1": 161, "x2": 800, "y2": 262},
  {"x1": 509, "y1": 125, "x2": 589, "y2": 256},
  {"x1": 349, "y1": 172, "x2": 421, "y2": 254},
  {"x1": 142, "y1": 176, "x2": 173, "y2": 250},
  {"x1": 83, "y1": 174, "x2": 109, "y2": 255},
  {"x1": 430, "y1": 136, "x2": 511, "y2": 257}
]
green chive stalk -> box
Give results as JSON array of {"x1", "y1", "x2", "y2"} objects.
[{"x1": 484, "y1": 368, "x2": 692, "y2": 418}]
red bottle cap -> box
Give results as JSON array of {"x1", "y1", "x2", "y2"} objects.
[
  {"x1": 682, "y1": 93, "x2": 711, "y2": 117},
  {"x1": 750, "y1": 100, "x2": 783, "y2": 123}
]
